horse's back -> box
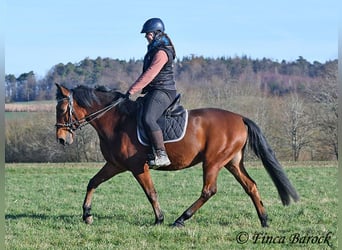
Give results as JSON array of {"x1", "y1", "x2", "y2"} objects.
[
  {"x1": 189, "y1": 108, "x2": 245, "y2": 130},
  {"x1": 186, "y1": 107, "x2": 247, "y2": 146}
]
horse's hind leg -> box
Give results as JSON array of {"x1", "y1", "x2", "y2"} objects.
[
  {"x1": 225, "y1": 152, "x2": 268, "y2": 227},
  {"x1": 173, "y1": 164, "x2": 220, "y2": 227},
  {"x1": 82, "y1": 162, "x2": 125, "y2": 224}
]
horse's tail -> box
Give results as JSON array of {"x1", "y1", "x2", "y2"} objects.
[{"x1": 243, "y1": 117, "x2": 299, "y2": 205}]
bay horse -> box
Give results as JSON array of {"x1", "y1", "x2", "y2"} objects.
[{"x1": 55, "y1": 83, "x2": 299, "y2": 227}]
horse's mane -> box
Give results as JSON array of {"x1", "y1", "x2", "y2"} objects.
[
  {"x1": 60, "y1": 85, "x2": 137, "y2": 114},
  {"x1": 68, "y1": 85, "x2": 121, "y2": 108}
]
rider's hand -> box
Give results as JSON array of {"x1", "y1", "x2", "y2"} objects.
[{"x1": 124, "y1": 91, "x2": 131, "y2": 100}]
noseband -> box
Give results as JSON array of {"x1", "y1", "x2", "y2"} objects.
[{"x1": 55, "y1": 91, "x2": 125, "y2": 132}]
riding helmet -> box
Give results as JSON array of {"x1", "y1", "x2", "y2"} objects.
[{"x1": 141, "y1": 18, "x2": 165, "y2": 33}]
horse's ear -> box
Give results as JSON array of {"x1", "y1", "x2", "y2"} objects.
[{"x1": 55, "y1": 83, "x2": 70, "y2": 97}]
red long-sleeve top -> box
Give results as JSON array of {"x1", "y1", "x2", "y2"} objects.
[{"x1": 128, "y1": 50, "x2": 168, "y2": 95}]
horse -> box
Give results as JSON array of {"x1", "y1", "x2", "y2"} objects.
[{"x1": 55, "y1": 83, "x2": 299, "y2": 227}]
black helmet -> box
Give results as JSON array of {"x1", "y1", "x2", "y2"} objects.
[{"x1": 141, "y1": 18, "x2": 165, "y2": 33}]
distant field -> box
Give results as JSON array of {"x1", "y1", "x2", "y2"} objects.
[
  {"x1": 5, "y1": 101, "x2": 55, "y2": 112},
  {"x1": 5, "y1": 162, "x2": 337, "y2": 249},
  {"x1": 5, "y1": 101, "x2": 55, "y2": 121}
]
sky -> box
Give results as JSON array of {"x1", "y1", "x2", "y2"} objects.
[{"x1": 5, "y1": 0, "x2": 340, "y2": 77}]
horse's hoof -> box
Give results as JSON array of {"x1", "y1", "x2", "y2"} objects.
[
  {"x1": 154, "y1": 220, "x2": 164, "y2": 225},
  {"x1": 84, "y1": 215, "x2": 93, "y2": 225},
  {"x1": 261, "y1": 223, "x2": 269, "y2": 228},
  {"x1": 260, "y1": 214, "x2": 268, "y2": 227},
  {"x1": 172, "y1": 221, "x2": 185, "y2": 228}
]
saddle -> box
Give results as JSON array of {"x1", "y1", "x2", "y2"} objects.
[{"x1": 137, "y1": 94, "x2": 188, "y2": 146}]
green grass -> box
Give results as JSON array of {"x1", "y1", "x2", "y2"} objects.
[
  {"x1": 5, "y1": 112, "x2": 34, "y2": 120},
  {"x1": 5, "y1": 162, "x2": 338, "y2": 249}
]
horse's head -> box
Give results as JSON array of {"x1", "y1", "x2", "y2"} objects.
[
  {"x1": 55, "y1": 83, "x2": 128, "y2": 146},
  {"x1": 55, "y1": 83, "x2": 87, "y2": 145}
]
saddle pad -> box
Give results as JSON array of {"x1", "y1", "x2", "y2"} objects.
[{"x1": 137, "y1": 110, "x2": 188, "y2": 146}]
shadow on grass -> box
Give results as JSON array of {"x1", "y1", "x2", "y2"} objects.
[
  {"x1": 6, "y1": 213, "x2": 46, "y2": 220},
  {"x1": 5, "y1": 213, "x2": 156, "y2": 227},
  {"x1": 6, "y1": 213, "x2": 78, "y2": 222}
]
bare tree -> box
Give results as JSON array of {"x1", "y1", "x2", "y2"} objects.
[
  {"x1": 305, "y1": 66, "x2": 338, "y2": 159},
  {"x1": 282, "y1": 93, "x2": 314, "y2": 161}
]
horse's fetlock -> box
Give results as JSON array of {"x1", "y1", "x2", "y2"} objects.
[
  {"x1": 184, "y1": 210, "x2": 193, "y2": 220},
  {"x1": 83, "y1": 204, "x2": 91, "y2": 211}
]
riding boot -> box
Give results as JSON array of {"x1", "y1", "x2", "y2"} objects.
[{"x1": 148, "y1": 130, "x2": 171, "y2": 169}]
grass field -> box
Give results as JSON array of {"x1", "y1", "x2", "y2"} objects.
[{"x1": 5, "y1": 162, "x2": 337, "y2": 249}]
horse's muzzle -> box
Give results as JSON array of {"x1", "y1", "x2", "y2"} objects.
[{"x1": 56, "y1": 130, "x2": 74, "y2": 146}]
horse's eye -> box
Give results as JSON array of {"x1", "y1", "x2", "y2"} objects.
[{"x1": 56, "y1": 105, "x2": 67, "y2": 113}]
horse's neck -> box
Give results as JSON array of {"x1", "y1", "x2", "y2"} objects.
[
  {"x1": 86, "y1": 96, "x2": 137, "y2": 141},
  {"x1": 90, "y1": 108, "x2": 129, "y2": 141}
]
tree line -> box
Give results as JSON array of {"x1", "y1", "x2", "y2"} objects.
[
  {"x1": 5, "y1": 55, "x2": 336, "y2": 103},
  {"x1": 5, "y1": 55, "x2": 338, "y2": 162}
]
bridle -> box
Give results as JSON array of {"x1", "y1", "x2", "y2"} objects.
[{"x1": 55, "y1": 91, "x2": 125, "y2": 133}]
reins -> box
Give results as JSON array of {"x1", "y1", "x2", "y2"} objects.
[{"x1": 55, "y1": 92, "x2": 125, "y2": 132}]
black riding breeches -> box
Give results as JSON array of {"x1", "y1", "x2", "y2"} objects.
[{"x1": 142, "y1": 89, "x2": 176, "y2": 132}]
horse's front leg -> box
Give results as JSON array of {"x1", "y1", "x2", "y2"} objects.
[
  {"x1": 83, "y1": 162, "x2": 125, "y2": 224},
  {"x1": 173, "y1": 164, "x2": 220, "y2": 227},
  {"x1": 132, "y1": 164, "x2": 164, "y2": 225}
]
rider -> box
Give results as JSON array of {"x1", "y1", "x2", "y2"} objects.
[{"x1": 126, "y1": 18, "x2": 177, "y2": 168}]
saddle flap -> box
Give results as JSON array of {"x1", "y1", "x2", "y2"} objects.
[{"x1": 136, "y1": 93, "x2": 188, "y2": 146}]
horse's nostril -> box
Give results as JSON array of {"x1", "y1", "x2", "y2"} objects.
[{"x1": 58, "y1": 138, "x2": 65, "y2": 146}]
